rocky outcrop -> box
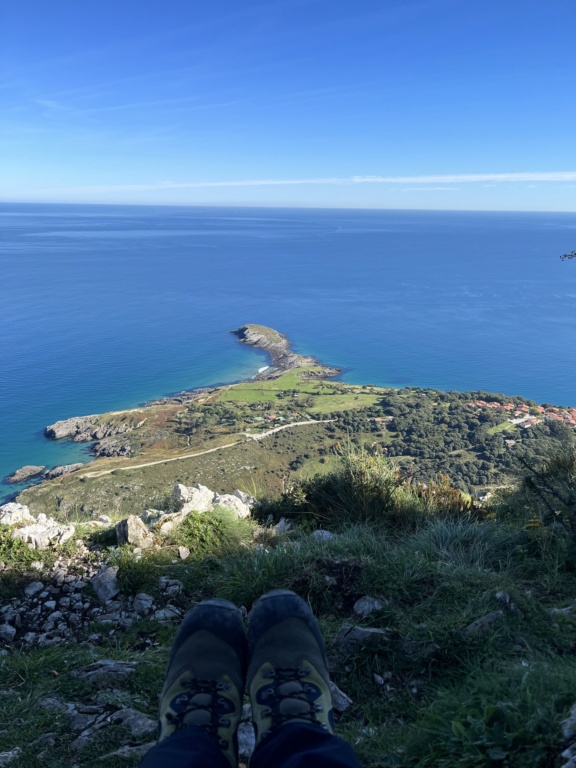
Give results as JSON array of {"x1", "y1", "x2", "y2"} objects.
[
  {"x1": 232, "y1": 324, "x2": 340, "y2": 380},
  {"x1": 0, "y1": 502, "x2": 75, "y2": 550},
  {"x1": 44, "y1": 414, "x2": 144, "y2": 443},
  {"x1": 12, "y1": 514, "x2": 76, "y2": 551},
  {"x1": 43, "y1": 463, "x2": 84, "y2": 480},
  {"x1": 115, "y1": 516, "x2": 154, "y2": 549},
  {"x1": 44, "y1": 415, "x2": 102, "y2": 440},
  {"x1": 91, "y1": 438, "x2": 134, "y2": 457},
  {"x1": 0, "y1": 502, "x2": 36, "y2": 525},
  {"x1": 6, "y1": 465, "x2": 45, "y2": 483}
]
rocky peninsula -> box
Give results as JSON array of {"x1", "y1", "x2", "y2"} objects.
[
  {"x1": 231, "y1": 323, "x2": 341, "y2": 380},
  {"x1": 5, "y1": 325, "x2": 340, "y2": 486}
]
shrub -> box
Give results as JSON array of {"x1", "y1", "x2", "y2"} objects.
[
  {"x1": 261, "y1": 445, "x2": 479, "y2": 530},
  {"x1": 170, "y1": 507, "x2": 255, "y2": 558}
]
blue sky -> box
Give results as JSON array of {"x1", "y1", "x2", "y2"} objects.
[{"x1": 1, "y1": 0, "x2": 575, "y2": 210}]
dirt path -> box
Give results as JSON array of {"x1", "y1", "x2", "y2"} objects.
[
  {"x1": 244, "y1": 418, "x2": 335, "y2": 441},
  {"x1": 80, "y1": 418, "x2": 334, "y2": 478}
]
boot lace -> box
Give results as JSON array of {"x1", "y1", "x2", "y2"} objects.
[
  {"x1": 166, "y1": 678, "x2": 234, "y2": 748},
  {"x1": 257, "y1": 667, "x2": 326, "y2": 738}
]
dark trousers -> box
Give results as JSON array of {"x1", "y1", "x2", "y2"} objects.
[{"x1": 139, "y1": 722, "x2": 363, "y2": 768}]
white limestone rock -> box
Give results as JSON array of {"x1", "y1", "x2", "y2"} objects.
[
  {"x1": 12, "y1": 518, "x2": 75, "y2": 550},
  {"x1": 133, "y1": 593, "x2": 155, "y2": 616},
  {"x1": 173, "y1": 483, "x2": 214, "y2": 513},
  {"x1": 0, "y1": 624, "x2": 16, "y2": 643},
  {"x1": 311, "y1": 529, "x2": 335, "y2": 542},
  {"x1": 0, "y1": 502, "x2": 35, "y2": 526},
  {"x1": 115, "y1": 516, "x2": 154, "y2": 549},
  {"x1": 212, "y1": 493, "x2": 251, "y2": 519},
  {"x1": 91, "y1": 566, "x2": 120, "y2": 603},
  {"x1": 353, "y1": 596, "x2": 386, "y2": 618},
  {"x1": 335, "y1": 623, "x2": 389, "y2": 654},
  {"x1": 329, "y1": 681, "x2": 353, "y2": 712},
  {"x1": 73, "y1": 660, "x2": 138, "y2": 687}
]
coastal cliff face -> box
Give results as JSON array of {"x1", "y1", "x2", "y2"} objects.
[
  {"x1": 44, "y1": 415, "x2": 145, "y2": 442},
  {"x1": 232, "y1": 324, "x2": 340, "y2": 379}
]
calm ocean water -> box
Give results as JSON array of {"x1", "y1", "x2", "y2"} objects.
[{"x1": 2, "y1": 203, "x2": 575, "y2": 500}]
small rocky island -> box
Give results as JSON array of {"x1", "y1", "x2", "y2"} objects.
[
  {"x1": 6, "y1": 465, "x2": 45, "y2": 484},
  {"x1": 232, "y1": 324, "x2": 340, "y2": 380}
]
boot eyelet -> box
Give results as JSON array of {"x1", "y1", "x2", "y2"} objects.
[
  {"x1": 219, "y1": 717, "x2": 231, "y2": 726},
  {"x1": 219, "y1": 738, "x2": 228, "y2": 748}
]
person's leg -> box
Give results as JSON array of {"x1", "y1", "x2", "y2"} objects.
[
  {"x1": 247, "y1": 590, "x2": 362, "y2": 768},
  {"x1": 139, "y1": 727, "x2": 229, "y2": 768},
  {"x1": 139, "y1": 598, "x2": 246, "y2": 768}
]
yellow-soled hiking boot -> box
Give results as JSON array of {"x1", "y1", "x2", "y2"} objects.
[
  {"x1": 247, "y1": 590, "x2": 335, "y2": 744},
  {"x1": 157, "y1": 598, "x2": 246, "y2": 768}
]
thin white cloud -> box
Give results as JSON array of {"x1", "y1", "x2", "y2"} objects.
[
  {"x1": 401, "y1": 186, "x2": 459, "y2": 192},
  {"x1": 44, "y1": 171, "x2": 576, "y2": 194}
]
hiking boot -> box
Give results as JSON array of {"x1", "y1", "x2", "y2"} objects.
[
  {"x1": 247, "y1": 589, "x2": 334, "y2": 744},
  {"x1": 157, "y1": 598, "x2": 246, "y2": 767}
]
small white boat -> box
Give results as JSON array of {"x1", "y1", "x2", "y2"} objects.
[{"x1": 258, "y1": 366, "x2": 270, "y2": 373}]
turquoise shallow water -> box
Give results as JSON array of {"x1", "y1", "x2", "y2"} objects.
[{"x1": 1, "y1": 203, "x2": 575, "y2": 501}]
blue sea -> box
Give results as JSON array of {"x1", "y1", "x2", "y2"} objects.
[{"x1": 2, "y1": 203, "x2": 576, "y2": 501}]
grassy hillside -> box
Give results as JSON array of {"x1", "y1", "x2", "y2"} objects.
[
  {"x1": 2, "y1": 446, "x2": 576, "y2": 767},
  {"x1": 18, "y1": 368, "x2": 575, "y2": 523}
]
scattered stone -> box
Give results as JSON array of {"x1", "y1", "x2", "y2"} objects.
[
  {"x1": 353, "y1": 596, "x2": 386, "y2": 618},
  {"x1": 238, "y1": 722, "x2": 256, "y2": 762},
  {"x1": 133, "y1": 593, "x2": 155, "y2": 616},
  {"x1": 24, "y1": 581, "x2": 45, "y2": 598},
  {"x1": 159, "y1": 577, "x2": 183, "y2": 596},
  {"x1": 311, "y1": 529, "x2": 335, "y2": 542},
  {"x1": 115, "y1": 516, "x2": 155, "y2": 549},
  {"x1": 91, "y1": 566, "x2": 120, "y2": 603},
  {"x1": 0, "y1": 502, "x2": 35, "y2": 525},
  {"x1": 72, "y1": 660, "x2": 138, "y2": 687},
  {"x1": 109, "y1": 707, "x2": 157, "y2": 738},
  {"x1": 496, "y1": 590, "x2": 524, "y2": 618},
  {"x1": 178, "y1": 546, "x2": 191, "y2": 560},
  {"x1": 549, "y1": 604, "x2": 576, "y2": 617},
  {"x1": 462, "y1": 611, "x2": 504, "y2": 637},
  {"x1": 274, "y1": 517, "x2": 292, "y2": 534},
  {"x1": 563, "y1": 704, "x2": 576, "y2": 740},
  {"x1": 30, "y1": 733, "x2": 57, "y2": 749},
  {"x1": 153, "y1": 605, "x2": 182, "y2": 622},
  {"x1": 335, "y1": 623, "x2": 389, "y2": 654},
  {"x1": 0, "y1": 624, "x2": 16, "y2": 643},
  {"x1": 0, "y1": 747, "x2": 22, "y2": 766},
  {"x1": 37, "y1": 696, "x2": 67, "y2": 713},
  {"x1": 329, "y1": 681, "x2": 353, "y2": 711},
  {"x1": 6, "y1": 465, "x2": 45, "y2": 483},
  {"x1": 100, "y1": 742, "x2": 155, "y2": 760},
  {"x1": 42, "y1": 463, "x2": 84, "y2": 480}
]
